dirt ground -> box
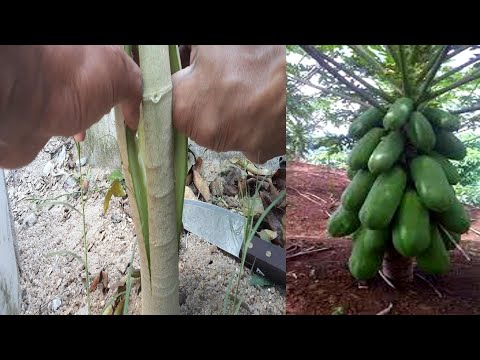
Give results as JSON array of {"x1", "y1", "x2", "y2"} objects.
[
  {"x1": 286, "y1": 161, "x2": 480, "y2": 315},
  {"x1": 5, "y1": 137, "x2": 285, "y2": 315}
]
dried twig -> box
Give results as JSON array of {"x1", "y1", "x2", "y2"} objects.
[
  {"x1": 287, "y1": 186, "x2": 324, "y2": 207},
  {"x1": 415, "y1": 273, "x2": 443, "y2": 298},
  {"x1": 286, "y1": 247, "x2": 331, "y2": 259},
  {"x1": 439, "y1": 224, "x2": 471, "y2": 261},
  {"x1": 305, "y1": 192, "x2": 326, "y2": 203},
  {"x1": 378, "y1": 270, "x2": 396, "y2": 289},
  {"x1": 470, "y1": 228, "x2": 480, "y2": 237},
  {"x1": 376, "y1": 302, "x2": 393, "y2": 315}
]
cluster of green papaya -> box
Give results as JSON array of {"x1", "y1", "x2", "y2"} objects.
[{"x1": 327, "y1": 97, "x2": 471, "y2": 280}]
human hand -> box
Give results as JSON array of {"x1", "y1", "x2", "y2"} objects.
[
  {"x1": 0, "y1": 45, "x2": 142, "y2": 169},
  {"x1": 172, "y1": 45, "x2": 286, "y2": 164}
]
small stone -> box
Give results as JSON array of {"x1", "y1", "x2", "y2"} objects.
[
  {"x1": 208, "y1": 245, "x2": 217, "y2": 254},
  {"x1": 56, "y1": 278, "x2": 62, "y2": 288},
  {"x1": 51, "y1": 298, "x2": 62, "y2": 312},
  {"x1": 24, "y1": 213, "x2": 37, "y2": 227}
]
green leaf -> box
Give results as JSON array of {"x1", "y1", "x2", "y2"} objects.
[
  {"x1": 103, "y1": 179, "x2": 126, "y2": 214},
  {"x1": 108, "y1": 169, "x2": 124, "y2": 182}
]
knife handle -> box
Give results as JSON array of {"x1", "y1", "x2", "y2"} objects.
[{"x1": 241, "y1": 236, "x2": 286, "y2": 286}]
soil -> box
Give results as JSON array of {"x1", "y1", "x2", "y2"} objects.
[
  {"x1": 286, "y1": 161, "x2": 480, "y2": 315},
  {"x1": 5, "y1": 137, "x2": 285, "y2": 315}
]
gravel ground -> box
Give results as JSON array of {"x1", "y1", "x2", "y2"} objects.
[{"x1": 5, "y1": 137, "x2": 285, "y2": 315}]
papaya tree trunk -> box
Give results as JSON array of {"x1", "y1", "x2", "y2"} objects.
[
  {"x1": 114, "y1": 45, "x2": 179, "y2": 314},
  {"x1": 382, "y1": 245, "x2": 414, "y2": 282}
]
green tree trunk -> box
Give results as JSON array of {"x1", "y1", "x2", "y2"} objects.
[{"x1": 115, "y1": 46, "x2": 179, "y2": 314}]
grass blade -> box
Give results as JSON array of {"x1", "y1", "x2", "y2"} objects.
[{"x1": 123, "y1": 242, "x2": 137, "y2": 315}]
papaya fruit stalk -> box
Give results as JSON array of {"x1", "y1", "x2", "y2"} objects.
[{"x1": 114, "y1": 45, "x2": 182, "y2": 314}]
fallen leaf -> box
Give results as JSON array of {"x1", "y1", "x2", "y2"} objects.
[
  {"x1": 184, "y1": 186, "x2": 196, "y2": 201},
  {"x1": 193, "y1": 170, "x2": 211, "y2": 202},
  {"x1": 209, "y1": 178, "x2": 223, "y2": 197},
  {"x1": 102, "y1": 304, "x2": 114, "y2": 315},
  {"x1": 89, "y1": 271, "x2": 103, "y2": 292},
  {"x1": 223, "y1": 184, "x2": 238, "y2": 197},
  {"x1": 230, "y1": 157, "x2": 274, "y2": 176},
  {"x1": 101, "y1": 270, "x2": 109, "y2": 290},
  {"x1": 193, "y1": 156, "x2": 203, "y2": 174},
  {"x1": 257, "y1": 229, "x2": 278, "y2": 242},
  {"x1": 185, "y1": 171, "x2": 193, "y2": 186},
  {"x1": 114, "y1": 298, "x2": 125, "y2": 315},
  {"x1": 241, "y1": 192, "x2": 264, "y2": 216},
  {"x1": 82, "y1": 178, "x2": 89, "y2": 193}
]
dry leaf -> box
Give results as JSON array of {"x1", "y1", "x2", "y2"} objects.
[
  {"x1": 102, "y1": 304, "x2": 114, "y2": 315},
  {"x1": 241, "y1": 192, "x2": 264, "y2": 216},
  {"x1": 193, "y1": 170, "x2": 211, "y2": 202},
  {"x1": 89, "y1": 271, "x2": 103, "y2": 292},
  {"x1": 82, "y1": 178, "x2": 89, "y2": 193},
  {"x1": 184, "y1": 186, "x2": 196, "y2": 201},
  {"x1": 223, "y1": 184, "x2": 238, "y2": 197},
  {"x1": 257, "y1": 229, "x2": 278, "y2": 242},
  {"x1": 101, "y1": 270, "x2": 109, "y2": 290},
  {"x1": 230, "y1": 157, "x2": 274, "y2": 176},
  {"x1": 193, "y1": 156, "x2": 203, "y2": 174},
  {"x1": 209, "y1": 178, "x2": 223, "y2": 197},
  {"x1": 185, "y1": 171, "x2": 193, "y2": 186},
  {"x1": 114, "y1": 298, "x2": 125, "y2": 315}
]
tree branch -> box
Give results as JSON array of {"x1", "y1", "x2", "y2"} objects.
[
  {"x1": 386, "y1": 45, "x2": 401, "y2": 69},
  {"x1": 432, "y1": 55, "x2": 480, "y2": 85},
  {"x1": 451, "y1": 103, "x2": 480, "y2": 114},
  {"x1": 445, "y1": 45, "x2": 472, "y2": 61},
  {"x1": 417, "y1": 45, "x2": 450, "y2": 102},
  {"x1": 424, "y1": 68, "x2": 480, "y2": 102},
  {"x1": 311, "y1": 47, "x2": 394, "y2": 103},
  {"x1": 349, "y1": 45, "x2": 402, "y2": 95},
  {"x1": 349, "y1": 45, "x2": 386, "y2": 75},
  {"x1": 300, "y1": 45, "x2": 385, "y2": 109},
  {"x1": 417, "y1": 45, "x2": 444, "y2": 82},
  {"x1": 287, "y1": 74, "x2": 370, "y2": 107}
]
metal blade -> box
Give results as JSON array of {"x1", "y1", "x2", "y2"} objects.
[{"x1": 182, "y1": 199, "x2": 244, "y2": 257}]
